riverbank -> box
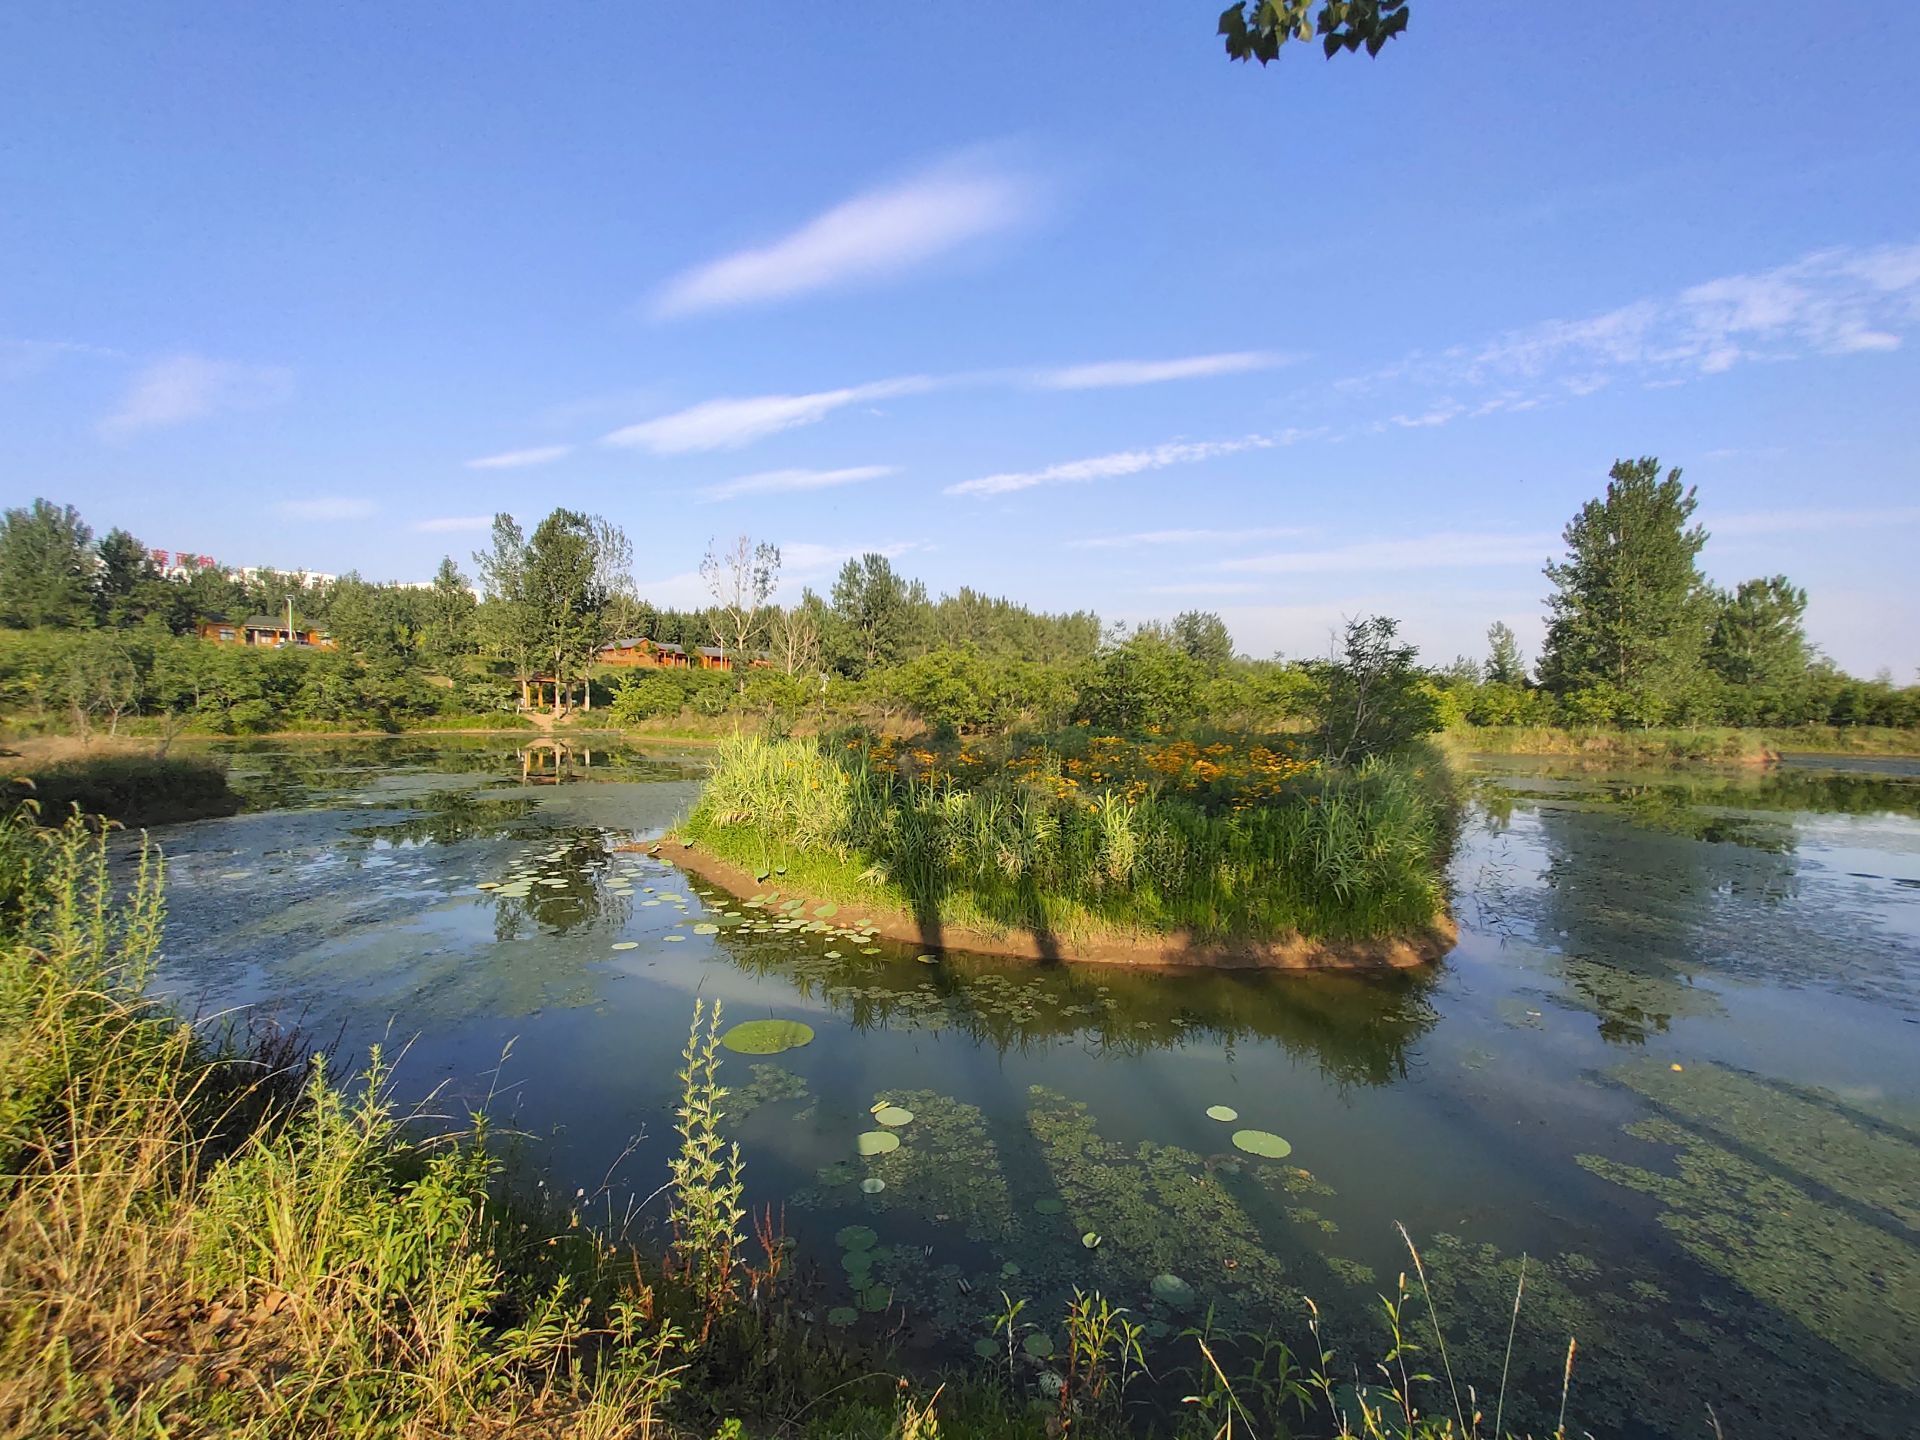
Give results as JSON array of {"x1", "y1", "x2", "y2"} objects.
[
  {"x1": 2, "y1": 741, "x2": 241, "y2": 826},
  {"x1": 1451, "y1": 723, "x2": 1920, "y2": 762},
  {"x1": 663, "y1": 834, "x2": 1456, "y2": 970}
]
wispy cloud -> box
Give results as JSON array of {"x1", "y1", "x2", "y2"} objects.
[
  {"x1": 1339, "y1": 241, "x2": 1920, "y2": 425},
  {"x1": 414, "y1": 515, "x2": 495, "y2": 534},
  {"x1": 2, "y1": 336, "x2": 124, "y2": 383},
  {"x1": 276, "y1": 497, "x2": 377, "y2": 522},
  {"x1": 100, "y1": 353, "x2": 291, "y2": 437},
  {"x1": 700, "y1": 465, "x2": 896, "y2": 502},
  {"x1": 605, "y1": 377, "x2": 933, "y2": 454},
  {"x1": 1220, "y1": 530, "x2": 1556, "y2": 576},
  {"x1": 1140, "y1": 580, "x2": 1272, "y2": 597},
  {"x1": 946, "y1": 436, "x2": 1273, "y2": 498},
  {"x1": 1711, "y1": 505, "x2": 1920, "y2": 536},
  {"x1": 778, "y1": 539, "x2": 922, "y2": 577},
  {"x1": 652, "y1": 156, "x2": 1035, "y2": 318},
  {"x1": 1036, "y1": 351, "x2": 1290, "y2": 390},
  {"x1": 466, "y1": 444, "x2": 572, "y2": 470},
  {"x1": 1069, "y1": 526, "x2": 1312, "y2": 550}
]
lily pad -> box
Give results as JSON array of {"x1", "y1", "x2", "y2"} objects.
[
  {"x1": 873, "y1": 1106, "x2": 915, "y2": 1128},
  {"x1": 856, "y1": 1130, "x2": 900, "y2": 1157},
  {"x1": 860, "y1": 1177, "x2": 887, "y2": 1194},
  {"x1": 814, "y1": 903, "x2": 839, "y2": 918},
  {"x1": 1023, "y1": 1332, "x2": 1055, "y2": 1358},
  {"x1": 859, "y1": 1286, "x2": 891, "y2": 1313},
  {"x1": 719, "y1": 1019, "x2": 816, "y2": 1055},
  {"x1": 1206, "y1": 1105, "x2": 1239, "y2": 1123},
  {"x1": 836, "y1": 1225, "x2": 878, "y2": 1251},
  {"x1": 693, "y1": 922, "x2": 719, "y2": 935},
  {"x1": 840, "y1": 1251, "x2": 874, "y2": 1277},
  {"x1": 1151, "y1": 1273, "x2": 1196, "y2": 1308},
  {"x1": 973, "y1": 1337, "x2": 999, "y2": 1359},
  {"x1": 610, "y1": 941, "x2": 639, "y2": 951},
  {"x1": 1231, "y1": 1129, "x2": 1293, "y2": 1159},
  {"x1": 826, "y1": 1306, "x2": 857, "y2": 1327},
  {"x1": 1081, "y1": 1231, "x2": 1102, "y2": 1250}
]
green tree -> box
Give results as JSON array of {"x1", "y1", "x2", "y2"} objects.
[
  {"x1": 1076, "y1": 631, "x2": 1202, "y2": 733},
  {"x1": 1312, "y1": 615, "x2": 1439, "y2": 762},
  {"x1": 92, "y1": 528, "x2": 159, "y2": 627},
  {"x1": 1484, "y1": 621, "x2": 1526, "y2": 686},
  {"x1": 0, "y1": 499, "x2": 96, "y2": 630},
  {"x1": 1538, "y1": 458, "x2": 1713, "y2": 726},
  {"x1": 1171, "y1": 610, "x2": 1235, "y2": 668},
  {"x1": 700, "y1": 534, "x2": 781, "y2": 666},
  {"x1": 826, "y1": 553, "x2": 929, "y2": 678},
  {"x1": 519, "y1": 509, "x2": 628, "y2": 710},
  {"x1": 1220, "y1": 0, "x2": 1409, "y2": 65},
  {"x1": 422, "y1": 556, "x2": 477, "y2": 667},
  {"x1": 473, "y1": 514, "x2": 539, "y2": 694}
]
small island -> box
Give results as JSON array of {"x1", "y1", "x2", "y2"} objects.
[{"x1": 671, "y1": 679, "x2": 1459, "y2": 971}]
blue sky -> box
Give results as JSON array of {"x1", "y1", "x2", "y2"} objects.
[{"x1": 4, "y1": 3, "x2": 1918, "y2": 674}]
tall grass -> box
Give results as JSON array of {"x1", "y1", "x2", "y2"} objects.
[
  {"x1": 0, "y1": 808, "x2": 684, "y2": 1439},
  {"x1": 686, "y1": 735, "x2": 1455, "y2": 943}
]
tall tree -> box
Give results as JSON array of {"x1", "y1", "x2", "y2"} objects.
[
  {"x1": 423, "y1": 556, "x2": 478, "y2": 666},
  {"x1": 520, "y1": 509, "x2": 626, "y2": 710},
  {"x1": 1538, "y1": 458, "x2": 1713, "y2": 725},
  {"x1": 1171, "y1": 610, "x2": 1235, "y2": 668},
  {"x1": 1484, "y1": 620, "x2": 1526, "y2": 686},
  {"x1": 768, "y1": 590, "x2": 827, "y2": 677},
  {"x1": 700, "y1": 534, "x2": 781, "y2": 666},
  {"x1": 1707, "y1": 575, "x2": 1809, "y2": 721},
  {"x1": 0, "y1": 498, "x2": 95, "y2": 629},
  {"x1": 826, "y1": 553, "x2": 929, "y2": 678},
  {"x1": 473, "y1": 513, "x2": 539, "y2": 695},
  {"x1": 93, "y1": 527, "x2": 160, "y2": 627},
  {"x1": 1312, "y1": 615, "x2": 1438, "y2": 763}
]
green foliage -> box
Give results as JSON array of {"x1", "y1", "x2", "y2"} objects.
[
  {"x1": 1076, "y1": 632, "x2": 1204, "y2": 733},
  {"x1": 668, "y1": 1000, "x2": 747, "y2": 1332},
  {"x1": 0, "y1": 498, "x2": 96, "y2": 630},
  {"x1": 1313, "y1": 615, "x2": 1443, "y2": 763},
  {"x1": 1539, "y1": 458, "x2": 1715, "y2": 726},
  {"x1": 7, "y1": 752, "x2": 240, "y2": 827},
  {"x1": 827, "y1": 552, "x2": 931, "y2": 678},
  {"x1": 1221, "y1": 0, "x2": 1410, "y2": 65},
  {"x1": 1484, "y1": 621, "x2": 1525, "y2": 686},
  {"x1": 686, "y1": 732, "x2": 1454, "y2": 943}
]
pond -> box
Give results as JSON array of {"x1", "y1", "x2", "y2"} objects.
[{"x1": 136, "y1": 736, "x2": 1920, "y2": 1440}]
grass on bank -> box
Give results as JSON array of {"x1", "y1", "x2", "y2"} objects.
[
  {"x1": 0, "y1": 805, "x2": 1587, "y2": 1440},
  {"x1": 1453, "y1": 724, "x2": 1920, "y2": 761},
  {"x1": 681, "y1": 732, "x2": 1456, "y2": 947},
  {"x1": 4, "y1": 748, "x2": 242, "y2": 827}
]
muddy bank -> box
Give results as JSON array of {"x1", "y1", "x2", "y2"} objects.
[{"x1": 655, "y1": 838, "x2": 1455, "y2": 972}]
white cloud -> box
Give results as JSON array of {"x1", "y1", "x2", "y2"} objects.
[
  {"x1": 652, "y1": 157, "x2": 1034, "y2": 317},
  {"x1": 2, "y1": 336, "x2": 124, "y2": 383},
  {"x1": 1036, "y1": 351, "x2": 1289, "y2": 390},
  {"x1": 100, "y1": 353, "x2": 291, "y2": 437},
  {"x1": 1220, "y1": 530, "x2": 1556, "y2": 576},
  {"x1": 946, "y1": 436, "x2": 1273, "y2": 498},
  {"x1": 1140, "y1": 580, "x2": 1272, "y2": 597},
  {"x1": 1710, "y1": 505, "x2": 1920, "y2": 536},
  {"x1": 605, "y1": 377, "x2": 932, "y2": 454},
  {"x1": 700, "y1": 465, "x2": 896, "y2": 502},
  {"x1": 466, "y1": 444, "x2": 572, "y2": 470},
  {"x1": 1069, "y1": 526, "x2": 1311, "y2": 550},
  {"x1": 1335, "y1": 241, "x2": 1920, "y2": 419},
  {"x1": 414, "y1": 515, "x2": 495, "y2": 534},
  {"x1": 276, "y1": 497, "x2": 377, "y2": 522}
]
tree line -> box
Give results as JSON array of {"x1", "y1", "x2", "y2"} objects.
[{"x1": 2, "y1": 462, "x2": 1915, "y2": 739}]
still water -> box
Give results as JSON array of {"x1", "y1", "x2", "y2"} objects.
[{"x1": 136, "y1": 737, "x2": 1920, "y2": 1439}]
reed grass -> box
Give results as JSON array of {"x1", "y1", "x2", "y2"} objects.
[{"x1": 684, "y1": 734, "x2": 1456, "y2": 944}]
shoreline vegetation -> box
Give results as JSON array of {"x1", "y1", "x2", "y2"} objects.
[
  {"x1": 675, "y1": 731, "x2": 1459, "y2": 970},
  {"x1": 0, "y1": 806, "x2": 1586, "y2": 1440}
]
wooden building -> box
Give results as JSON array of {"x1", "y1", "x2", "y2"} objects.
[
  {"x1": 198, "y1": 615, "x2": 337, "y2": 649},
  {"x1": 596, "y1": 637, "x2": 691, "y2": 669}
]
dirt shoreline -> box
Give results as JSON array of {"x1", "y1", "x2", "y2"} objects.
[{"x1": 659, "y1": 838, "x2": 1456, "y2": 973}]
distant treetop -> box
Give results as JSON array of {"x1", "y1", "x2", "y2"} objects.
[{"x1": 1219, "y1": 0, "x2": 1410, "y2": 65}]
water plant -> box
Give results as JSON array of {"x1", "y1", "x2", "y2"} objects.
[
  {"x1": 668, "y1": 999, "x2": 747, "y2": 1338},
  {"x1": 718, "y1": 1017, "x2": 815, "y2": 1054}
]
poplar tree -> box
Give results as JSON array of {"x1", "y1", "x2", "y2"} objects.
[{"x1": 1538, "y1": 458, "x2": 1712, "y2": 725}]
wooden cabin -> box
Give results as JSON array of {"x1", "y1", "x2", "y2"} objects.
[
  {"x1": 596, "y1": 637, "x2": 691, "y2": 669},
  {"x1": 198, "y1": 615, "x2": 337, "y2": 649}
]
